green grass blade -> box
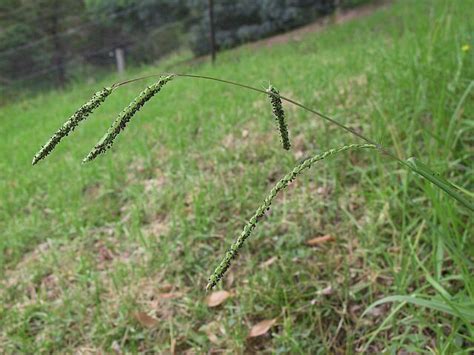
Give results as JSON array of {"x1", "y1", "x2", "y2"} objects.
[
  {"x1": 406, "y1": 157, "x2": 474, "y2": 212},
  {"x1": 363, "y1": 295, "x2": 474, "y2": 322}
]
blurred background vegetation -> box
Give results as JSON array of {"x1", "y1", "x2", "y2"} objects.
[{"x1": 0, "y1": 0, "x2": 372, "y2": 101}]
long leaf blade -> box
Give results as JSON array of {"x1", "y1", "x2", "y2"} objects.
[
  {"x1": 363, "y1": 295, "x2": 474, "y2": 322},
  {"x1": 406, "y1": 157, "x2": 473, "y2": 212}
]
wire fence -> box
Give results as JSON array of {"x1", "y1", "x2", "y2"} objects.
[
  {"x1": 0, "y1": 2, "x2": 153, "y2": 58},
  {"x1": 0, "y1": 5, "x2": 201, "y2": 100},
  {"x1": 2, "y1": 18, "x2": 195, "y2": 81},
  {"x1": 0, "y1": 0, "x2": 358, "y2": 100}
]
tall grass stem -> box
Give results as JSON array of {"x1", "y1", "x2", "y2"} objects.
[{"x1": 206, "y1": 143, "x2": 378, "y2": 290}]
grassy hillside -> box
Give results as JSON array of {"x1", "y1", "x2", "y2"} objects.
[{"x1": 1, "y1": 0, "x2": 473, "y2": 352}]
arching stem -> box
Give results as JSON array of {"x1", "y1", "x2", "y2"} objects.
[
  {"x1": 114, "y1": 73, "x2": 403, "y2": 161},
  {"x1": 112, "y1": 73, "x2": 472, "y2": 211}
]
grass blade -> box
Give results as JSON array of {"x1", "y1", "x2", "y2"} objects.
[
  {"x1": 363, "y1": 295, "x2": 474, "y2": 322},
  {"x1": 406, "y1": 157, "x2": 473, "y2": 212}
]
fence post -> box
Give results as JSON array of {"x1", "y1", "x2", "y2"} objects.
[
  {"x1": 115, "y1": 48, "x2": 125, "y2": 75},
  {"x1": 208, "y1": 0, "x2": 216, "y2": 64},
  {"x1": 333, "y1": 0, "x2": 342, "y2": 23}
]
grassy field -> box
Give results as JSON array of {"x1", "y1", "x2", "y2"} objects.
[{"x1": 1, "y1": 0, "x2": 473, "y2": 352}]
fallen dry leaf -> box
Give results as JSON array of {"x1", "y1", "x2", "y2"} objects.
[
  {"x1": 133, "y1": 312, "x2": 157, "y2": 328},
  {"x1": 365, "y1": 304, "x2": 389, "y2": 318},
  {"x1": 207, "y1": 331, "x2": 219, "y2": 345},
  {"x1": 260, "y1": 256, "x2": 278, "y2": 268},
  {"x1": 160, "y1": 284, "x2": 173, "y2": 292},
  {"x1": 158, "y1": 292, "x2": 183, "y2": 299},
  {"x1": 225, "y1": 271, "x2": 235, "y2": 289},
  {"x1": 170, "y1": 338, "x2": 176, "y2": 355},
  {"x1": 306, "y1": 235, "x2": 335, "y2": 246},
  {"x1": 199, "y1": 321, "x2": 222, "y2": 345},
  {"x1": 98, "y1": 245, "x2": 114, "y2": 262},
  {"x1": 248, "y1": 319, "x2": 277, "y2": 338},
  {"x1": 294, "y1": 150, "x2": 304, "y2": 160},
  {"x1": 111, "y1": 340, "x2": 122, "y2": 354},
  {"x1": 316, "y1": 285, "x2": 333, "y2": 296},
  {"x1": 206, "y1": 290, "x2": 231, "y2": 307}
]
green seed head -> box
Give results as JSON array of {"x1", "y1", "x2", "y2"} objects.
[
  {"x1": 83, "y1": 75, "x2": 174, "y2": 163},
  {"x1": 267, "y1": 85, "x2": 291, "y2": 150},
  {"x1": 32, "y1": 87, "x2": 112, "y2": 165},
  {"x1": 206, "y1": 143, "x2": 377, "y2": 289}
]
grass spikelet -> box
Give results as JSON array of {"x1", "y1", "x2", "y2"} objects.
[
  {"x1": 267, "y1": 85, "x2": 291, "y2": 150},
  {"x1": 206, "y1": 143, "x2": 377, "y2": 290},
  {"x1": 32, "y1": 87, "x2": 113, "y2": 165},
  {"x1": 83, "y1": 74, "x2": 174, "y2": 163}
]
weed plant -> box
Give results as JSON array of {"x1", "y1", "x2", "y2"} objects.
[
  {"x1": 2, "y1": 1, "x2": 472, "y2": 350},
  {"x1": 32, "y1": 73, "x2": 473, "y2": 290}
]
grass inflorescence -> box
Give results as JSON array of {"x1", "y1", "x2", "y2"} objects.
[
  {"x1": 206, "y1": 143, "x2": 377, "y2": 290},
  {"x1": 83, "y1": 75, "x2": 175, "y2": 163},
  {"x1": 267, "y1": 85, "x2": 291, "y2": 150},
  {"x1": 32, "y1": 87, "x2": 112, "y2": 165}
]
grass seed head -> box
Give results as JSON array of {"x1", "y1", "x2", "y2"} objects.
[
  {"x1": 83, "y1": 75, "x2": 174, "y2": 163},
  {"x1": 206, "y1": 143, "x2": 377, "y2": 289},
  {"x1": 267, "y1": 85, "x2": 291, "y2": 150},
  {"x1": 32, "y1": 87, "x2": 112, "y2": 165}
]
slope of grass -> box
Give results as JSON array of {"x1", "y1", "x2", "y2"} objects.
[{"x1": 1, "y1": 0, "x2": 473, "y2": 352}]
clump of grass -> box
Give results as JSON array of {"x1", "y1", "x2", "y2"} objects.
[
  {"x1": 206, "y1": 143, "x2": 377, "y2": 290},
  {"x1": 267, "y1": 85, "x2": 291, "y2": 150},
  {"x1": 32, "y1": 87, "x2": 113, "y2": 165}
]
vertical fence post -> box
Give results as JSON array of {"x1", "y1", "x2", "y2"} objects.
[
  {"x1": 115, "y1": 48, "x2": 125, "y2": 75},
  {"x1": 333, "y1": 0, "x2": 342, "y2": 23},
  {"x1": 208, "y1": 0, "x2": 216, "y2": 64}
]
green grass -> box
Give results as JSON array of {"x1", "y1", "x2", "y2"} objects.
[{"x1": 1, "y1": 0, "x2": 473, "y2": 352}]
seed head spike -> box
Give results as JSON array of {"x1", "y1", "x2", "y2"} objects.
[
  {"x1": 206, "y1": 143, "x2": 377, "y2": 289},
  {"x1": 32, "y1": 87, "x2": 112, "y2": 165},
  {"x1": 267, "y1": 85, "x2": 291, "y2": 150},
  {"x1": 83, "y1": 75, "x2": 174, "y2": 163}
]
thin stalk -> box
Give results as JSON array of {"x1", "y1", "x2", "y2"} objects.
[
  {"x1": 116, "y1": 73, "x2": 372, "y2": 141},
  {"x1": 114, "y1": 73, "x2": 398, "y2": 160},
  {"x1": 178, "y1": 74, "x2": 377, "y2": 144},
  {"x1": 112, "y1": 73, "x2": 472, "y2": 211}
]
